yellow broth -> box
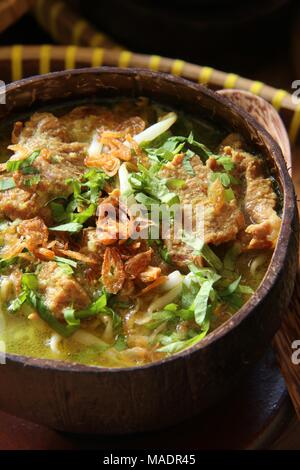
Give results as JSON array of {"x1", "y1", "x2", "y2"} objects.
[{"x1": 1, "y1": 250, "x2": 270, "y2": 367}]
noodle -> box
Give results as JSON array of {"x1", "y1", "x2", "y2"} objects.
[
  {"x1": 48, "y1": 333, "x2": 62, "y2": 355},
  {"x1": 0, "y1": 277, "x2": 14, "y2": 302},
  {"x1": 101, "y1": 315, "x2": 114, "y2": 344},
  {"x1": 148, "y1": 284, "x2": 182, "y2": 313},
  {"x1": 250, "y1": 254, "x2": 268, "y2": 276},
  {"x1": 73, "y1": 330, "x2": 109, "y2": 347}
]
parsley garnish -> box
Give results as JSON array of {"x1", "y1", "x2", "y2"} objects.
[
  {"x1": 6, "y1": 150, "x2": 40, "y2": 175},
  {"x1": 0, "y1": 177, "x2": 16, "y2": 191},
  {"x1": 182, "y1": 150, "x2": 195, "y2": 176},
  {"x1": 129, "y1": 164, "x2": 179, "y2": 207}
]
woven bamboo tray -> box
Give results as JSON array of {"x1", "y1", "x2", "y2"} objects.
[
  {"x1": 0, "y1": 44, "x2": 299, "y2": 418},
  {"x1": 0, "y1": 0, "x2": 33, "y2": 34},
  {"x1": 0, "y1": 44, "x2": 299, "y2": 146}
]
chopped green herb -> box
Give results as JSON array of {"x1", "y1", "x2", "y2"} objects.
[
  {"x1": 0, "y1": 177, "x2": 16, "y2": 191},
  {"x1": 166, "y1": 178, "x2": 186, "y2": 190},
  {"x1": 33, "y1": 296, "x2": 79, "y2": 337},
  {"x1": 210, "y1": 172, "x2": 231, "y2": 187},
  {"x1": 12, "y1": 277, "x2": 79, "y2": 337},
  {"x1": 181, "y1": 232, "x2": 223, "y2": 271},
  {"x1": 135, "y1": 192, "x2": 159, "y2": 206},
  {"x1": 224, "y1": 187, "x2": 235, "y2": 202},
  {"x1": 146, "y1": 310, "x2": 176, "y2": 330},
  {"x1": 54, "y1": 256, "x2": 77, "y2": 268},
  {"x1": 186, "y1": 133, "x2": 213, "y2": 160},
  {"x1": 159, "y1": 245, "x2": 172, "y2": 264},
  {"x1": 219, "y1": 276, "x2": 241, "y2": 297},
  {"x1": 49, "y1": 222, "x2": 83, "y2": 233},
  {"x1": 6, "y1": 150, "x2": 40, "y2": 174},
  {"x1": 0, "y1": 257, "x2": 17, "y2": 271},
  {"x1": 49, "y1": 202, "x2": 67, "y2": 223},
  {"x1": 214, "y1": 155, "x2": 235, "y2": 171},
  {"x1": 114, "y1": 335, "x2": 127, "y2": 351},
  {"x1": 238, "y1": 285, "x2": 254, "y2": 295},
  {"x1": 76, "y1": 293, "x2": 108, "y2": 319},
  {"x1": 182, "y1": 150, "x2": 195, "y2": 176},
  {"x1": 7, "y1": 290, "x2": 27, "y2": 313},
  {"x1": 210, "y1": 172, "x2": 240, "y2": 188},
  {"x1": 164, "y1": 303, "x2": 178, "y2": 311},
  {"x1": 129, "y1": 164, "x2": 179, "y2": 207},
  {"x1": 21, "y1": 273, "x2": 38, "y2": 290},
  {"x1": 140, "y1": 131, "x2": 184, "y2": 163},
  {"x1": 57, "y1": 262, "x2": 74, "y2": 276},
  {"x1": 193, "y1": 278, "x2": 218, "y2": 326},
  {"x1": 71, "y1": 203, "x2": 96, "y2": 224},
  {"x1": 157, "y1": 323, "x2": 209, "y2": 354},
  {"x1": 181, "y1": 281, "x2": 200, "y2": 309},
  {"x1": 7, "y1": 273, "x2": 37, "y2": 313},
  {"x1": 66, "y1": 168, "x2": 109, "y2": 209},
  {"x1": 23, "y1": 175, "x2": 41, "y2": 187},
  {"x1": 63, "y1": 306, "x2": 80, "y2": 326}
]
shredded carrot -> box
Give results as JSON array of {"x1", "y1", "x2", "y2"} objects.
[
  {"x1": 100, "y1": 132, "x2": 131, "y2": 161},
  {"x1": 54, "y1": 248, "x2": 97, "y2": 265},
  {"x1": 34, "y1": 247, "x2": 55, "y2": 261},
  {"x1": 84, "y1": 153, "x2": 120, "y2": 176},
  {"x1": 137, "y1": 276, "x2": 168, "y2": 296},
  {"x1": 109, "y1": 188, "x2": 120, "y2": 198}
]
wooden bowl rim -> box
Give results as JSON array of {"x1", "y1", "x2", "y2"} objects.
[
  {"x1": 217, "y1": 88, "x2": 292, "y2": 172},
  {"x1": 1, "y1": 67, "x2": 296, "y2": 374}
]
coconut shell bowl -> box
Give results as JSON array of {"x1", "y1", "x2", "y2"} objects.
[{"x1": 0, "y1": 67, "x2": 298, "y2": 434}]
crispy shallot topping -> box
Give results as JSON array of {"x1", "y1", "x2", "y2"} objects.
[
  {"x1": 124, "y1": 249, "x2": 152, "y2": 279},
  {"x1": 101, "y1": 247, "x2": 126, "y2": 294}
]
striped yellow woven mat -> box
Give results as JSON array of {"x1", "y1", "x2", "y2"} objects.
[
  {"x1": 30, "y1": 0, "x2": 300, "y2": 144},
  {"x1": 0, "y1": 44, "x2": 299, "y2": 146}
]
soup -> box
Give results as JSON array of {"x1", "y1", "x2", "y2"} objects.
[{"x1": 0, "y1": 98, "x2": 281, "y2": 368}]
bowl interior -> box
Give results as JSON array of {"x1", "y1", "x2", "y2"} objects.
[{"x1": 0, "y1": 67, "x2": 296, "y2": 372}]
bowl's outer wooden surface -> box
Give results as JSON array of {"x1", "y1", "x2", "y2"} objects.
[
  {"x1": 0, "y1": 348, "x2": 297, "y2": 449},
  {"x1": 0, "y1": 68, "x2": 298, "y2": 434}
]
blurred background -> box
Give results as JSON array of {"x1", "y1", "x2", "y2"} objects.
[{"x1": 0, "y1": 0, "x2": 299, "y2": 88}]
